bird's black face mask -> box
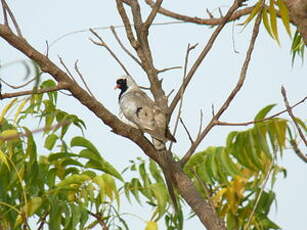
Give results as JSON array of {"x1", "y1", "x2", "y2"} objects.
[{"x1": 115, "y1": 78, "x2": 128, "y2": 100}]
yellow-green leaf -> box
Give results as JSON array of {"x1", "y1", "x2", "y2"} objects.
[
  {"x1": 262, "y1": 7, "x2": 274, "y2": 38},
  {"x1": 269, "y1": 0, "x2": 280, "y2": 43},
  {"x1": 276, "y1": 0, "x2": 291, "y2": 36},
  {"x1": 145, "y1": 221, "x2": 158, "y2": 230},
  {"x1": 16, "y1": 197, "x2": 43, "y2": 225},
  {"x1": 0, "y1": 98, "x2": 18, "y2": 124},
  {"x1": 0, "y1": 149, "x2": 9, "y2": 169},
  {"x1": 14, "y1": 98, "x2": 30, "y2": 123},
  {"x1": 241, "y1": 1, "x2": 262, "y2": 26}
]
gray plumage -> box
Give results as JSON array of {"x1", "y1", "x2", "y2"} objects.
[{"x1": 115, "y1": 75, "x2": 176, "y2": 147}]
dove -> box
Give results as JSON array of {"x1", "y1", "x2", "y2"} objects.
[{"x1": 114, "y1": 75, "x2": 176, "y2": 148}]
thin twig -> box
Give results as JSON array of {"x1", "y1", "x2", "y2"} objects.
[
  {"x1": 180, "y1": 6, "x2": 262, "y2": 167},
  {"x1": 281, "y1": 86, "x2": 307, "y2": 146},
  {"x1": 1, "y1": 0, "x2": 22, "y2": 37},
  {"x1": 167, "y1": 89, "x2": 175, "y2": 98},
  {"x1": 215, "y1": 96, "x2": 306, "y2": 126},
  {"x1": 0, "y1": 83, "x2": 69, "y2": 100},
  {"x1": 0, "y1": 121, "x2": 71, "y2": 141},
  {"x1": 245, "y1": 160, "x2": 274, "y2": 230},
  {"x1": 169, "y1": 0, "x2": 244, "y2": 114},
  {"x1": 197, "y1": 109, "x2": 204, "y2": 137},
  {"x1": 88, "y1": 211, "x2": 109, "y2": 230},
  {"x1": 144, "y1": 0, "x2": 163, "y2": 31},
  {"x1": 290, "y1": 139, "x2": 307, "y2": 163},
  {"x1": 89, "y1": 28, "x2": 131, "y2": 76},
  {"x1": 37, "y1": 212, "x2": 48, "y2": 230},
  {"x1": 169, "y1": 43, "x2": 196, "y2": 150},
  {"x1": 115, "y1": 0, "x2": 138, "y2": 48},
  {"x1": 58, "y1": 56, "x2": 77, "y2": 83},
  {"x1": 157, "y1": 65, "x2": 182, "y2": 74},
  {"x1": 0, "y1": 77, "x2": 36, "y2": 89},
  {"x1": 180, "y1": 118, "x2": 194, "y2": 144},
  {"x1": 74, "y1": 60, "x2": 96, "y2": 99},
  {"x1": 110, "y1": 25, "x2": 142, "y2": 67},
  {"x1": 145, "y1": 0, "x2": 253, "y2": 25},
  {"x1": 1, "y1": 0, "x2": 8, "y2": 25}
]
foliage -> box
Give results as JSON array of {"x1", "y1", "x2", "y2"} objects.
[
  {"x1": 0, "y1": 58, "x2": 304, "y2": 230},
  {"x1": 242, "y1": 0, "x2": 305, "y2": 62}
]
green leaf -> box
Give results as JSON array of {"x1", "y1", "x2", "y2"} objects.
[
  {"x1": 149, "y1": 183, "x2": 168, "y2": 219},
  {"x1": 269, "y1": 0, "x2": 280, "y2": 43},
  {"x1": 14, "y1": 98, "x2": 30, "y2": 124},
  {"x1": 56, "y1": 174, "x2": 90, "y2": 188},
  {"x1": 0, "y1": 98, "x2": 18, "y2": 124},
  {"x1": 254, "y1": 104, "x2": 276, "y2": 121},
  {"x1": 241, "y1": 1, "x2": 262, "y2": 27},
  {"x1": 71, "y1": 136, "x2": 100, "y2": 156},
  {"x1": 44, "y1": 134, "x2": 58, "y2": 150},
  {"x1": 276, "y1": 0, "x2": 291, "y2": 36},
  {"x1": 149, "y1": 160, "x2": 163, "y2": 183},
  {"x1": 81, "y1": 150, "x2": 123, "y2": 181},
  {"x1": 262, "y1": 7, "x2": 274, "y2": 38}
]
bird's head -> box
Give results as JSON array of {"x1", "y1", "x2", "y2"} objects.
[
  {"x1": 114, "y1": 75, "x2": 138, "y2": 91},
  {"x1": 114, "y1": 75, "x2": 138, "y2": 100}
]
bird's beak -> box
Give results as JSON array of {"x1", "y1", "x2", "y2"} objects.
[{"x1": 114, "y1": 84, "x2": 120, "y2": 90}]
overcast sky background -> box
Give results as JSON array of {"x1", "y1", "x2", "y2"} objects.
[{"x1": 1, "y1": 0, "x2": 306, "y2": 229}]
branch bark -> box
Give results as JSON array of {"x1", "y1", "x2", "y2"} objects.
[
  {"x1": 169, "y1": 0, "x2": 245, "y2": 115},
  {"x1": 181, "y1": 8, "x2": 262, "y2": 167}
]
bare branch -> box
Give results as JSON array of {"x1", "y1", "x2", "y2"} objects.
[
  {"x1": 0, "y1": 82, "x2": 69, "y2": 100},
  {"x1": 157, "y1": 65, "x2": 181, "y2": 74},
  {"x1": 180, "y1": 7, "x2": 262, "y2": 167},
  {"x1": 215, "y1": 96, "x2": 306, "y2": 126},
  {"x1": 74, "y1": 60, "x2": 96, "y2": 99},
  {"x1": 145, "y1": 0, "x2": 253, "y2": 25},
  {"x1": 110, "y1": 25, "x2": 142, "y2": 67},
  {"x1": 144, "y1": 0, "x2": 163, "y2": 31},
  {"x1": 245, "y1": 161, "x2": 274, "y2": 230},
  {"x1": 290, "y1": 139, "x2": 307, "y2": 163},
  {"x1": 88, "y1": 212, "x2": 109, "y2": 230},
  {"x1": 115, "y1": 0, "x2": 138, "y2": 48},
  {"x1": 281, "y1": 86, "x2": 307, "y2": 146},
  {"x1": 169, "y1": 0, "x2": 244, "y2": 114},
  {"x1": 89, "y1": 28, "x2": 131, "y2": 76},
  {"x1": 58, "y1": 56, "x2": 77, "y2": 83},
  {"x1": 1, "y1": 0, "x2": 22, "y2": 37},
  {"x1": 169, "y1": 43, "x2": 197, "y2": 150},
  {"x1": 0, "y1": 77, "x2": 36, "y2": 89},
  {"x1": 180, "y1": 118, "x2": 194, "y2": 144},
  {"x1": 0, "y1": 120, "x2": 70, "y2": 141}
]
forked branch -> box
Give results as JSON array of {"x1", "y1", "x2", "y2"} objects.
[{"x1": 180, "y1": 8, "x2": 262, "y2": 167}]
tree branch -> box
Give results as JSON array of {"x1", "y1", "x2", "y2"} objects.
[
  {"x1": 0, "y1": 82, "x2": 69, "y2": 100},
  {"x1": 143, "y1": 0, "x2": 163, "y2": 31},
  {"x1": 1, "y1": 0, "x2": 22, "y2": 37},
  {"x1": 281, "y1": 86, "x2": 307, "y2": 146},
  {"x1": 215, "y1": 96, "x2": 306, "y2": 126},
  {"x1": 110, "y1": 25, "x2": 142, "y2": 67},
  {"x1": 145, "y1": 0, "x2": 253, "y2": 25},
  {"x1": 89, "y1": 28, "x2": 131, "y2": 76},
  {"x1": 180, "y1": 7, "x2": 262, "y2": 167},
  {"x1": 290, "y1": 139, "x2": 307, "y2": 163},
  {"x1": 0, "y1": 23, "x2": 158, "y2": 162},
  {"x1": 169, "y1": 0, "x2": 245, "y2": 115}
]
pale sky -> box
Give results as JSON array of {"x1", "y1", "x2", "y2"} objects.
[{"x1": 1, "y1": 1, "x2": 306, "y2": 229}]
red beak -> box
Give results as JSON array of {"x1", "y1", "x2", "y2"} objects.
[{"x1": 114, "y1": 84, "x2": 120, "y2": 90}]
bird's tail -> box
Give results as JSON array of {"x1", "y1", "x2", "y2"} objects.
[{"x1": 161, "y1": 161, "x2": 179, "y2": 213}]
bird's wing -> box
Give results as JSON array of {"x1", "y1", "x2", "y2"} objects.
[{"x1": 120, "y1": 90, "x2": 169, "y2": 141}]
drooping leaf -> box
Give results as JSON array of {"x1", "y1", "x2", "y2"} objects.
[
  {"x1": 269, "y1": 0, "x2": 279, "y2": 43},
  {"x1": 145, "y1": 221, "x2": 158, "y2": 230},
  {"x1": 276, "y1": 0, "x2": 291, "y2": 36}
]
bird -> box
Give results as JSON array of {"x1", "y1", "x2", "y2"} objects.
[{"x1": 114, "y1": 75, "x2": 176, "y2": 149}]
